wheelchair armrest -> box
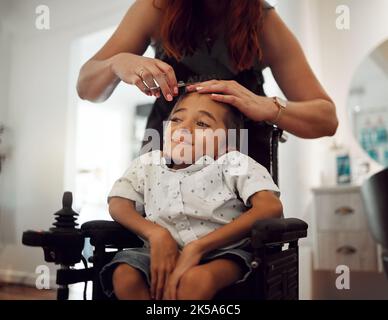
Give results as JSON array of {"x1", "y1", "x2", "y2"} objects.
[
  {"x1": 251, "y1": 217, "x2": 308, "y2": 248},
  {"x1": 81, "y1": 220, "x2": 143, "y2": 248},
  {"x1": 81, "y1": 217, "x2": 307, "y2": 250}
]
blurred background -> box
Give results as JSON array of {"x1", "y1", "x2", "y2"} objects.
[{"x1": 0, "y1": 0, "x2": 388, "y2": 299}]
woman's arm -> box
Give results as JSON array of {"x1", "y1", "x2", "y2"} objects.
[
  {"x1": 260, "y1": 9, "x2": 339, "y2": 138},
  {"x1": 192, "y1": 191, "x2": 283, "y2": 255},
  {"x1": 189, "y1": 8, "x2": 338, "y2": 139},
  {"x1": 77, "y1": 0, "x2": 178, "y2": 102}
]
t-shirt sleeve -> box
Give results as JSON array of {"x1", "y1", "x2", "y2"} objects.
[
  {"x1": 107, "y1": 157, "x2": 145, "y2": 205},
  {"x1": 223, "y1": 152, "x2": 280, "y2": 207}
]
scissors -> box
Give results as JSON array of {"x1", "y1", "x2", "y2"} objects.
[
  {"x1": 177, "y1": 81, "x2": 190, "y2": 89},
  {"x1": 146, "y1": 81, "x2": 191, "y2": 92}
]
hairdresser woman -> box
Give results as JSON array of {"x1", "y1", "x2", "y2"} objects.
[
  {"x1": 77, "y1": 0, "x2": 338, "y2": 300},
  {"x1": 77, "y1": 0, "x2": 338, "y2": 145}
]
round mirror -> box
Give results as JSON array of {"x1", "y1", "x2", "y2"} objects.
[{"x1": 347, "y1": 39, "x2": 388, "y2": 167}]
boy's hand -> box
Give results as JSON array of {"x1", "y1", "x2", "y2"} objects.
[
  {"x1": 148, "y1": 227, "x2": 179, "y2": 300},
  {"x1": 163, "y1": 241, "x2": 204, "y2": 300}
]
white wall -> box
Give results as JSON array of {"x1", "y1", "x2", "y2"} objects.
[
  {"x1": 0, "y1": 0, "x2": 16, "y2": 275},
  {"x1": 0, "y1": 1, "x2": 11, "y2": 123}
]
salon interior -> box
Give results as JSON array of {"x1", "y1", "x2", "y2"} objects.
[{"x1": 0, "y1": 0, "x2": 388, "y2": 300}]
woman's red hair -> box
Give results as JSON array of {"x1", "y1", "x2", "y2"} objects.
[{"x1": 153, "y1": 0, "x2": 265, "y2": 72}]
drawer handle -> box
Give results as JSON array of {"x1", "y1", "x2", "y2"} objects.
[
  {"x1": 334, "y1": 206, "x2": 354, "y2": 215},
  {"x1": 336, "y1": 245, "x2": 357, "y2": 255}
]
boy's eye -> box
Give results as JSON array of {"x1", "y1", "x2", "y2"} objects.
[
  {"x1": 197, "y1": 121, "x2": 210, "y2": 128},
  {"x1": 170, "y1": 117, "x2": 181, "y2": 123}
]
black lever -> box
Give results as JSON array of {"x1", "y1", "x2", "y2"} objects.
[{"x1": 22, "y1": 192, "x2": 86, "y2": 300}]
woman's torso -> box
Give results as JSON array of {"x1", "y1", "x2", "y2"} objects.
[{"x1": 142, "y1": 3, "x2": 275, "y2": 173}]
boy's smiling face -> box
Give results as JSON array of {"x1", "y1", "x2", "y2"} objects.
[{"x1": 163, "y1": 92, "x2": 231, "y2": 168}]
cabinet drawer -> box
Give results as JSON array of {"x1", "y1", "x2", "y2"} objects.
[
  {"x1": 314, "y1": 192, "x2": 368, "y2": 231},
  {"x1": 316, "y1": 231, "x2": 377, "y2": 271}
]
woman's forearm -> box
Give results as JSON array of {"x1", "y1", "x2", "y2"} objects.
[
  {"x1": 109, "y1": 197, "x2": 165, "y2": 241},
  {"x1": 77, "y1": 55, "x2": 121, "y2": 103},
  {"x1": 266, "y1": 97, "x2": 338, "y2": 139},
  {"x1": 189, "y1": 81, "x2": 338, "y2": 139}
]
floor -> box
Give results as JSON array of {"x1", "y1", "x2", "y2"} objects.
[
  {"x1": 0, "y1": 281, "x2": 93, "y2": 300},
  {"x1": 0, "y1": 282, "x2": 56, "y2": 300}
]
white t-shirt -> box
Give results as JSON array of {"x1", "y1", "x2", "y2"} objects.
[{"x1": 108, "y1": 150, "x2": 280, "y2": 249}]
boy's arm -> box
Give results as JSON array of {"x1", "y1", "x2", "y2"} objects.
[
  {"x1": 109, "y1": 197, "x2": 167, "y2": 241},
  {"x1": 110, "y1": 196, "x2": 181, "y2": 300},
  {"x1": 191, "y1": 191, "x2": 283, "y2": 255}
]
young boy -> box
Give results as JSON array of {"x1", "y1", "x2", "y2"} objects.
[{"x1": 100, "y1": 92, "x2": 282, "y2": 300}]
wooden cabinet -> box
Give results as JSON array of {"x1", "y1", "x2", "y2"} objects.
[{"x1": 312, "y1": 185, "x2": 378, "y2": 272}]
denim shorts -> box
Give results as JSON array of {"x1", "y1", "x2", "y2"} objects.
[{"x1": 100, "y1": 245, "x2": 253, "y2": 298}]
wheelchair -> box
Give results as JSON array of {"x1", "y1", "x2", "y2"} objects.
[{"x1": 22, "y1": 124, "x2": 307, "y2": 300}]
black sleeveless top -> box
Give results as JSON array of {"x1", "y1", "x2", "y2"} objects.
[{"x1": 142, "y1": 1, "x2": 275, "y2": 172}]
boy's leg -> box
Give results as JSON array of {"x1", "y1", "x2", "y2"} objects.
[
  {"x1": 112, "y1": 263, "x2": 151, "y2": 300},
  {"x1": 176, "y1": 258, "x2": 243, "y2": 300}
]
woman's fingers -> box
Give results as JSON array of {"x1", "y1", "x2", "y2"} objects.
[
  {"x1": 210, "y1": 94, "x2": 244, "y2": 110},
  {"x1": 155, "y1": 60, "x2": 179, "y2": 96},
  {"x1": 139, "y1": 67, "x2": 160, "y2": 97},
  {"x1": 111, "y1": 54, "x2": 178, "y2": 99},
  {"x1": 132, "y1": 75, "x2": 152, "y2": 96},
  {"x1": 199, "y1": 83, "x2": 236, "y2": 95},
  {"x1": 186, "y1": 80, "x2": 218, "y2": 91},
  {"x1": 137, "y1": 61, "x2": 177, "y2": 101},
  {"x1": 186, "y1": 80, "x2": 249, "y2": 111},
  {"x1": 186, "y1": 80, "x2": 238, "y2": 96},
  {"x1": 120, "y1": 73, "x2": 151, "y2": 96},
  {"x1": 147, "y1": 65, "x2": 174, "y2": 101}
]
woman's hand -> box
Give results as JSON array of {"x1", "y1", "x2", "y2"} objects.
[
  {"x1": 186, "y1": 80, "x2": 278, "y2": 123},
  {"x1": 163, "y1": 241, "x2": 204, "y2": 300},
  {"x1": 111, "y1": 52, "x2": 179, "y2": 101},
  {"x1": 148, "y1": 227, "x2": 180, "y2": 300}
]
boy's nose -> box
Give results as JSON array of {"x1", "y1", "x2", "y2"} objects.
[
  {"x1": 174, "y1": 128, "x2": 193, "y2": 143},
  {"x1": 177, "y1": 127, "x2": 191, "y2": 135}
]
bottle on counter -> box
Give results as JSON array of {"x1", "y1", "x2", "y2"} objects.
[
  {"x1": 375, "y1": 117, "x2": 388, "y2": 145},
  {"x1": 336, "y1": 146, "x2": 352, "y2": 185}
]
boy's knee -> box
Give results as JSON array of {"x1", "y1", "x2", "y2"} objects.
[
  {"x1": 177, "y1": 267, "x2": 216, "y2": 300},
  {"x1": 112, "y1": 264, "x2": 145, "y2": 293}
]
